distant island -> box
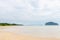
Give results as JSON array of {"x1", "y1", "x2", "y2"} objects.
[
  {"x1": 45, "y1": 22, "x2": 58, "y2": 25},
  {"x1": 0, "y1": 23, "x2": 24, "y2": 26}
]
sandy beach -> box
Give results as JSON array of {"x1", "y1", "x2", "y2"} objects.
[{"x1": 0, "y1": 26, "x2": 59, "y2": 40}]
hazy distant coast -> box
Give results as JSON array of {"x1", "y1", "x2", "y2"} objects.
[{"x1": 0, "y1": 23, "x2": 24, "y2": 26}]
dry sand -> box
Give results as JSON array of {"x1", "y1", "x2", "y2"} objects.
[
  {"x1": 0, "y1": 31, "x2": 59, "y2": 40},
  {"x1": 0, "y1": 26, "x2": 59, "y2": 40}
]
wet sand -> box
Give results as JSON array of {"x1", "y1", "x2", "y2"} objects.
[{"x1": 0, "y1": 26, "x2": 59, "y2": 40}]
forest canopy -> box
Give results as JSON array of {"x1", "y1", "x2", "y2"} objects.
[{"x1": 0, "y1": 23, "x2": 23, "y2": 26}]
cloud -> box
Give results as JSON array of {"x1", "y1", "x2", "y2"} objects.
[{"x1": 0, "y1": 0, "x2": 60, "y2": 25}]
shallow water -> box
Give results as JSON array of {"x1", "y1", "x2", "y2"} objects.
[{"x1": 0, "y1": 26, "x2": 59, "y2": 38}]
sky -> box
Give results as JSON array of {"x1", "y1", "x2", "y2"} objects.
[{"x1": 0, "y1": 0, "x2": 60, "y2": 25}]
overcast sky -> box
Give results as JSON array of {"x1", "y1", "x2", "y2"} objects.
[{"x1": 0, "y1": 0, "x2": 60, "y2": 25}]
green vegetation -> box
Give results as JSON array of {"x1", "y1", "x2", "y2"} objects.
[{"x1": 0, "y1": 23, "x2": 24, "y2": 26}]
